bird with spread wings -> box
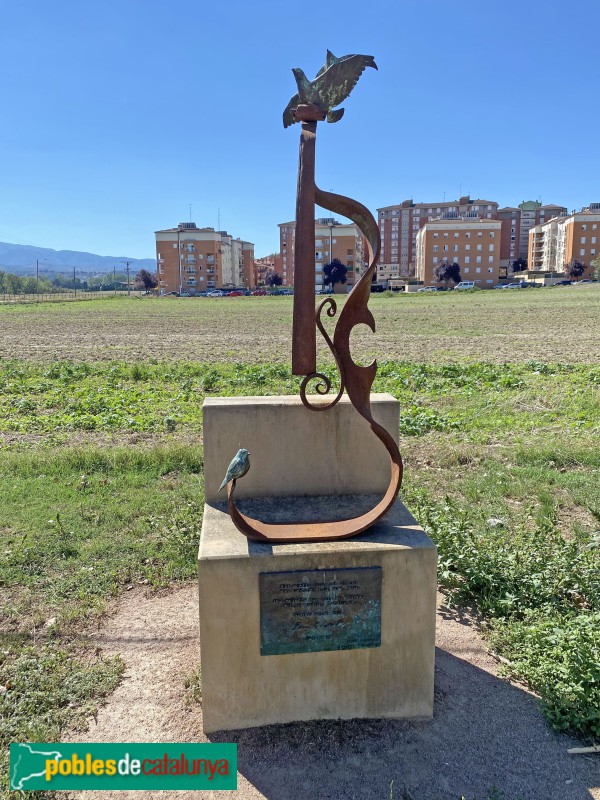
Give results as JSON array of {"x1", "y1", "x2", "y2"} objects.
[{"x1": 282, "y1": 50, "x2": 377, "y2": 129}]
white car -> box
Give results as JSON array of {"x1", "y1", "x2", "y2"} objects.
[
  {"x1": 207, "y1": 290, "x2": 225, "y2": 297},
  {"x1": 453, "y1": 281, "x2": 475, "y2": 290},
  {"x1": 417, "y1": 286, "x2": 439, "y2": 292}
]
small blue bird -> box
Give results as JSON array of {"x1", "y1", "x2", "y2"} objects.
[{"x1": 219, "y1": 448, "x2": 251, "y2": 492}]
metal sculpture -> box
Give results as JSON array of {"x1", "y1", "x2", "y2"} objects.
[{"x1": 226, "y1": 51, "x2": 403, "y2": 543}]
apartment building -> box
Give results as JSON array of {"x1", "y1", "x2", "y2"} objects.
[
  {"x1": 377, "y1": 197, "x2": 499, "y2": 282},
  {"x1": 528, "y1": 205, "x2": 600, "y2": 277},
  {"x1": 254, "y1": 254, "x2": 282, "y2": 286},
  {"x1": 415, "y1": 217, "x2": 503, "y2": 287},
  {"x1": 278, "y1": 217, "x2": 364, "y2": 290},
  {"x1": 497, "y1": 201, "x2": 567, "y2": 264},
  {"x1": 155, "y1": 222, "x2": 254, "y2": 293}
]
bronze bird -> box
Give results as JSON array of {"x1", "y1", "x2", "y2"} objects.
[{"x1": 282, "y1": 50, "x2": 377, "y2": 129}]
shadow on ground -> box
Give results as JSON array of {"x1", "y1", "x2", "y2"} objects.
[{"x1": 209, "y1": 647, "x2": 598, "y2": 800}]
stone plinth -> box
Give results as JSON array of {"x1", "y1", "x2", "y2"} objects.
[
  {"x1": 202, "y1": 394, "x2": 399, "y2": 502},
  {"x1": 198, "y1": 498, "x2": 437, "y2": 733},
  {"x1": 198, "y1": 393, "x2": 436, "y2": 734}
]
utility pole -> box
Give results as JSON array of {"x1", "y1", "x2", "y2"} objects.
[
  {"x1": 125, "y1": 261, "x2": 132, "y2": 296},
  {"x1": 73, "y1": 266, "x2": 77, "y2": 298},
  {"x1": 36, "y1": 259, "x2": 39, "y2": 301},
  {"x1": 114, "y1": 265, "x2": 117, "y2": 296}
]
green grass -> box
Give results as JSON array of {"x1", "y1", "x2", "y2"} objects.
[
  {"x1": 0, "y1": 445, "x2": 204, "y2": 798},
  {"x1": 1, "y1": 290, "x2": 600, "y2": 796}
]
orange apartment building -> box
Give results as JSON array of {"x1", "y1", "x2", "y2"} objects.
[
  {"x1": 253, "y1": 254, "x2": 282, "y2": 286},
  {"x1": 497, "y1": 201, "x2": 567, "y2": 264},
  {"x1": 155, "y1": 222, "x2": 254, "y2": 293},
  {"x1": 378, "y1": 197, "x2": 567, "y2": 284},
  {"x1": 415, "y1": 217, "x2": 503, "y2": 287},
  {"x1": 528, "y1": 205, "x2": 600, "y2": 278},
  {"x1": 278, "y1": 217, "x2": 365, "y2": 291},
  {"x1": 378, "y1": 197, "x2": 499, "y2": 282}
]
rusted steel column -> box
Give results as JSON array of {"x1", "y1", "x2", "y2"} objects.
[{"x1": 292, "y1": 114, "x2": 318, "y2": 376}]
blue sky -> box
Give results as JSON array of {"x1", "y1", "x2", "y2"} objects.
[{"x1": 1, "y1": 0, "x2": 598, "y2": 260}]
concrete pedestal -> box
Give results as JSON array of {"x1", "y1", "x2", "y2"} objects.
[{"x1": 198, "y1": 395, "x2": 437, "y2": 733}]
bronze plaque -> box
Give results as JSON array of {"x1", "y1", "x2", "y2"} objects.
[{"x1": 259, "y1": 567, "x2": 381, "y2": 656}]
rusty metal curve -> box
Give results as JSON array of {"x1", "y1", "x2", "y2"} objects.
[
  {"x1": 300, "y1": 297, "x2": 345, "y2": 411},
  {"x1": 225, "y1": 185, "x2": 403, "y2": 543}
]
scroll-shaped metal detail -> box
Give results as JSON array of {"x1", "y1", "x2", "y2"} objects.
[
  {"x1": 225, "y1": 51, "x2": 402, "y2": 543},
  {"x1": 300, "y1": 298, "x2": 345, "y2": 411}
]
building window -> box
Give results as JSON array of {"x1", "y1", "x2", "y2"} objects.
[
  {"x1": 476, "y1": 256, "x2": 481, "y2": 263},
  {"x1": 489, "y1": 244, "x2": 494, "y2": 251},
  {"x1": 443, "y1": 233, "x2": 448, "y2": 238},
  {"x1": 466, "y1": 232, "x2": 471, "y2": 238},
  {"x1": 454, "y1": 232, "x2": 459, "y2": 238},
  {"x1": 465, "y1": 256, "x2": 470, "y2": 264},
  {"x1": 582, "y1": 224, "x2": 587, "y2": 230},
  {"x1": 476, "y1": 267, "x2": 481, "y2": 273},
  {"x1": 477, "y1": 232, "x2": 482, "y2": 237},
  {"x1": 489, "y1": 256, "x2": 494, "y2": 263},
  {"x1": 443, "y1": 245, "x2": 448, "y2": 251},
  {"x1": 592, "y1": 237, "x2": 597, "y2": 244},
  {"x1": 433, "y1": 233, "x2": 439, "y2": 238},
  {"x1": 477, "y1": 244, "x2": 482, "y2": 251},
  {"x1": 490, "y1": 232, "x2": 495, "y2": 237},
  {"x1": 464, "y1": 267, "x2": 470, "y2": 274},
  {"x1": 580, "y1": 249, "x2": 585, "y2": 256},
  {"x1": 581, "y1": 237, "x2": 586, "y2": 244},
  {"x1": 433, "y1": 257, "x2": 438, "y2": 264},
  {"x1": 465, "y1": 245, "x2": 470, "y2": 251},
  {"x1": 488, "y1": 267, "x2": 493, "y2": 273},
  {"x1": 433, "y1": 245, "x2": 438, "y2": 252},
  {"x1": 454, "y1": 245, "x2": 459, "y2": 252}
]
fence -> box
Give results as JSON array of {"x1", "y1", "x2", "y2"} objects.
[{"x1": 0, "y1": 291, "x2": 141, "y2": 305}]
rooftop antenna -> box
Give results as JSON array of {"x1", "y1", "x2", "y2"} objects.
[
  {"x1": 189, "y1": 204, "x2": 192, "y2": 222},
  {"x1": 218, "y1": 208, "x2": 221, "y2": 230},
  {"x1": 443, "y1": 191, "x2": 446, "y2": 201}
]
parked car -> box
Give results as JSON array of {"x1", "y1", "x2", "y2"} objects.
[
  {"x1": 574, "y1": 279, "x2": 592, "y2": 284},
  {"x1": 551, "y1": 280, "x2": 573, "y2": 287},
  {"x1": 207, "y1": 290, "x2": 225, "y2": 297},
  {"x1": 417, "y1": 286, "x2": 439, "y2": 292},
  {"x1": 166, "y1": 291, "x2": 180, "y2": 296},
  {"x1": 502, "y1": 283, "x2": 523, "y2": 289},
  {"x1": 227, "y1": 290, "x2": 244, "y2": 297},
  {"x1": 251, "y1": 289, "x2": 267, "y2": 296},
  {"x1": 493, "y1": 283, "x2": 507, "y2": 289},
  {"x1": 453, "y1": 281, "x2": 476, "y2": 290}
]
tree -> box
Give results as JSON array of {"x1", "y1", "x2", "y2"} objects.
[
  {"x1": 564, "y1": 259, "x2": 586, "y2": 281},
  {"x1": 592, "y1": 253, "x2": 600, "y2": 281},
  {"x1": 134, "y1": 269, "x2": 158, "y2": 290},
  {"x1": 323, "y1": 258, "x2": 348, "y2": 293},
  {"x1": 265, "y1": 269, "x2": 283, "y2": 287},
  {"x1": 433, "y1": 261, "x2": 461, "y2": 286},
  {"x1": 512, "y1": 257, "x2": 527, "y2": 273}
]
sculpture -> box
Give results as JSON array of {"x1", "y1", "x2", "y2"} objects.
[{"x1": 224, "y1": 52, "x2": 403, "y2": 543}]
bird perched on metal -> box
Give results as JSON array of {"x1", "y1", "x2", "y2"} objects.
[
  {"x1": 219, "y1": 448, "x2": 251, "y2": 492},
  {"x1": 282, "y1": 50, "x2": 377, "y2": 129}
]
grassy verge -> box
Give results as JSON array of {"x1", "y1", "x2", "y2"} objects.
[
  {"x1": 0, "y1": 445, "x2": 203, "y2": 799},
  {"x1": 1, "y1": 357, "x2": 599, "y2": 797}
]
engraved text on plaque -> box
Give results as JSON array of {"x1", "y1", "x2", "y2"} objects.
[{"x1": 259, "y1": 566, "x2": 382, "y2": 656}]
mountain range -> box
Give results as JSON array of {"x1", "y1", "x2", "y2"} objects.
[{"x1": 0, "y1": 241, "x2": 156, "y2": 276}]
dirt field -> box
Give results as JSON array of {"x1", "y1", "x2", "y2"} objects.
[{"x1": 1, "y1": 285, "x2": 600, "y2": 364}]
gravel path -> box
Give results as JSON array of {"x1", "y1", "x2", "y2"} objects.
[{"x1": 64, "y1": 585, "x2": 599, "y2": 800}]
